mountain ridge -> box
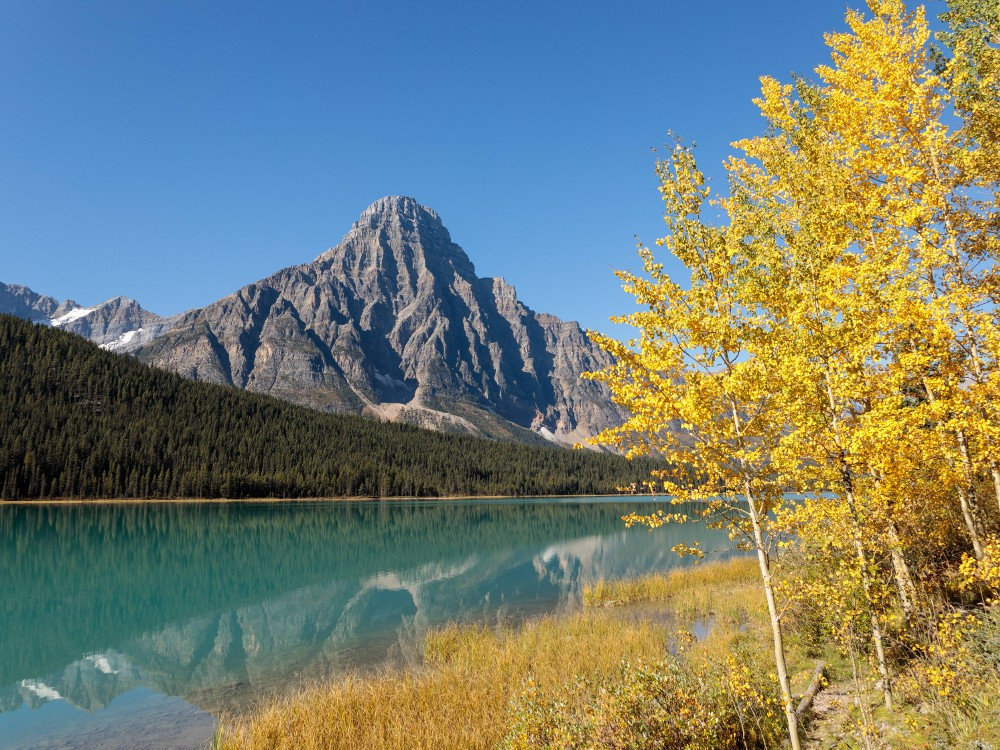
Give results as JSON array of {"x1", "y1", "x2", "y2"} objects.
[
  {"x1": 3, "y1": 197, "x2": 624, "y2": 445},
  {"x1": 0, "y1": 282, "x2": 178, "y2": 352}
]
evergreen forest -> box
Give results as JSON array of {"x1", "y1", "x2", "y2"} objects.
[{"x1": 0, "y1": 315, "x2": 657, "y2": 499}]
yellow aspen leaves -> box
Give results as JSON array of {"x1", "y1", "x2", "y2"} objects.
[{"x1": 588, "y1": 0, "x2": 999, "y2": 739}]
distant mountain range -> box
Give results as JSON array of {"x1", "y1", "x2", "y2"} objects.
[
  {"x1": 1, "y1": 197, "x2": 623, "y2": 445},
  {"x1": 0, "y1": 282, "x2": 176, "y2": 352}
]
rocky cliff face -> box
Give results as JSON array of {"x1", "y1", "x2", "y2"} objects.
[
  {"x1": 51, "y1": 296, "x2": 179, "y2": 351},
  {"x1": 136, "y1": 197, "x2": 624, "y2": 444},
  {"x1": 0, "y1": 283, "x2": 60, "y2": 322},
  {"x1": 2, "y1": 197, "x2": 624, "y2": 444}
]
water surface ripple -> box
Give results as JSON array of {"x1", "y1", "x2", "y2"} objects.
[{"x1": 0, "y1": 498, "x2": 734, "y2": 749}]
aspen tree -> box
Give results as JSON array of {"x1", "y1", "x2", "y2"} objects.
[
  {"x1": 587, "y1": 142, "x2": 804, "y2": 750},
  {"x1": 939, "y1": 0, "x2": 1000, "y2": 513},
  {"x1": 817, "y1": 0, "x2": 1000, "y2": 537},
  {"x1": 592, "y1": 1, "x2": 999, "y2": 737},
  {"x1": 721, "y1": 47, "x2": 911, "y2": 710},
  {"x1": 744, "y1": 0, "x2": 997, "y2": 558}
]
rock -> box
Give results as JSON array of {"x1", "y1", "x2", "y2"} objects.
[
  {"x1": 0, "y1": 282, "x2": 60, "y2": 322},
  {"x1": 136, "y1": 196, "x2": 625, "y2": 444},
  {"x1": 1, "y1": 282, "x2": 179, "y2": 352},
  {"x1": 2, "y1": 197, "x2": 626, "y2": 445},
  {"x1": 52, "y1": 296, "x2": 179, "y2": 352}
]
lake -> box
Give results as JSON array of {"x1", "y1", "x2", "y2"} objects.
[{"x1": 0, "y1": 498, "x2": 736, "y2": 749}]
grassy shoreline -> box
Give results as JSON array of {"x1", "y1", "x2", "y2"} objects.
[
  {"x1": 213, "y1": 556, "x2": 1000, "y2": 749},
  {"x1": 213, "y1": 558, "x2": 787, "y2": 750}
]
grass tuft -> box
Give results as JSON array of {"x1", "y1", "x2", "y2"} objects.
[{"x1": 584, "y1": 556, "x2": 761, "y2": 624}]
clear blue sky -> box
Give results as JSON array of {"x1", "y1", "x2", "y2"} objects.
[{"x1": 0, "y1": 0, "x2": 939, "y2": 336}]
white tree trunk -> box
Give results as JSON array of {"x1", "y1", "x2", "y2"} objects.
[{"x1": 746, "y1": 485, "x2": 802, "y2": 750}]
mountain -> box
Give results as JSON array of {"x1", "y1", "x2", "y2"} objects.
[
  {"x1": 2, "y1": 197, "x2": 624, "y2": 444},
  {"x1": 0, "y1": 282, "x2": 177, "y2": 352},
  {"x1": 136, "y1": 197, "x2": 623, "y2": 444},
  {"x1": 50, "y1": 295, "x2": 179, "y2": 352},
  {"x1": 0, "y1": 314, "x2": 657, "y2": 500},
  {"x1": 0, "y1": 282, "x2": 59, "y2": 322}
]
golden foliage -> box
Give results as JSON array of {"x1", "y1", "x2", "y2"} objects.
[
  {"x1": 586, "y1": 0, "x2": 1000, "y2": 745},
  {"x1": 220, "y1": 3, "x2": 1000, "y2": 748}
]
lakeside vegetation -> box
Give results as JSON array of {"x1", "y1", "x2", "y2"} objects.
[
  {"x1": 216, "y1": 557, "x2": 1000, "y2": 748},
  {"x1": 214, "y1": 559, "x2": 786, "y2": 750},
  {"x1": 585, "y1": 563, "x2": 1000, "y2": 748},
  {"x1": 576, "y1": 1, "x2": 1000, "y2": 747},
  {"x1": 0, "y1": 314, "x2": 659, "y2": 500}
]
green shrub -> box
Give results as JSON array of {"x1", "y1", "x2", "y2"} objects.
[{"x1": 504, "y1": 640, "x2": 784, "y2": 750}]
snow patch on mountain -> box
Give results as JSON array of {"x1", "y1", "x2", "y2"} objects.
[
  {"x1": 101, "y1": 327, "x2": 143, "y2": 352},
  {"x1": 51, "y1": 307, "x2": 95, "y2": 326},
  {"x1": 87, "y1": 654, "x2": 117, "y2": 675},
  {"x1": 19, "y1": 679, "x2": 63, "y2": 701},
  {"x1": 536, "y1": 426, "x2": 559, "y2": 443},
  {"x1": 374, "y1": 370, "x2": 409, "y2": 389}
]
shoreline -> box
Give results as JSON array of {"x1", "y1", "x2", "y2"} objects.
[
  {"x1": 213, "y1": 558, "x2": 778, "y2": 749},
  {"x1": 0, "y1": 492, "x2": 651, "y2": 506}
]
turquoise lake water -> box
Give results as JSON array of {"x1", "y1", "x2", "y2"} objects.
[{"x1": 0, "y1": 498, "x2": 736, "y2": 749}]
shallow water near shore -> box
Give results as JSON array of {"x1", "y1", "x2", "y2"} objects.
[{"x1": 0, "y1": 497, "x2": 734, "y2": 749}]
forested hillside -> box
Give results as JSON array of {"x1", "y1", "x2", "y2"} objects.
[{"x1": 0, "y1": 315, "x2": 655, "y2": 499}]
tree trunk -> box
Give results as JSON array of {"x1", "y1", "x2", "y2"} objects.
[
  {"x1": 874, "y1": 473, "x2": 919, "y2": 619},
  {"x1": 885, "y1": 518, "x2": 918, "y2": 619},
  {"x1": 956, "y1": 429, "x2": 987, "y2": 536},
  {"x1": 992, "y1": 462, "x2": 1000, "y2": 517},
  {"x1": 796, "y1": 661, "x2": 828, "y2": 718},
  {"x1": 745, "y1": 485, "x2": 802, "y2": 750},
  {"x1": 820, "y1": 369, "x2": 894, "y2": 710},
  {"x1": 958, "y1": 485, "x2": 985, "y2": 560},
  {"x1": 922, "y1": 379, "x2": 985, "y2": 560},
  {"x1": 843, "y1": 479, "x2": 894, "y2": 711}
]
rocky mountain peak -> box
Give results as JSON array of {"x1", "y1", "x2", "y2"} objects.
[
  {"x1": 360, "y1": 195, "x2": 440, "y2": 222},
  {"x1": 52, "y1": 299, "x2": 82, "y2": 318},
  {"x1": 0, "y1": 282, "x2": 59, "y2": 322},
  {"x1": 315, "y1": 196, "x2": 471, "y2": 284},
  {"x1": 130, "y1": 200, "x2": 625, "y2": 446},
  {"x1": 2, "y1": 202, "x2": 624, "y2": 447},
  {"x1": 345, "y1": 196, "x2": 450, "y2": 247},
  {"x1": 0, "y1": 283, "x2": 178, "y2": 354}
]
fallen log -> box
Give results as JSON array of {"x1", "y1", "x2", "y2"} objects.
[{"x1": 796, "y1": 660, "x2": 827, "y2": 718}]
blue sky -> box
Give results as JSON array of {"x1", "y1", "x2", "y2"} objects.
[{"x1": 0, "y1": 1, "x2": 940, "y2": 336}]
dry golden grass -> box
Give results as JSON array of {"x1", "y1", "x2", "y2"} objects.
[
  {"x1": 584, "y1": 556, "x2": 761, "y2": 624},
  {"x1": 215, "y1": 613, "x2": 673, "y2": 750},
  {"x1": 215, "y1": 558, "x2": 768, "y2": 750}
]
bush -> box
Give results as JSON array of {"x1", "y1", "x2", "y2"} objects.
[{"x1": 504, "y1": 638, "x2": 784, "y2": 750}]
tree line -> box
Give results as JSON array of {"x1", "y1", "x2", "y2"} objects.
[{"x1": 0, "y1": 314, "x2": 659, "y2": 500}]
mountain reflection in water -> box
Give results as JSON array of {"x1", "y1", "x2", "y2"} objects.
[{"x1": 0, "y1": 498, "x2": 735, "y2": 746}]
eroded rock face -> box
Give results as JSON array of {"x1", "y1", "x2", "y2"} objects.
[
  {"x1": 137, "y1": 197, "x2": 624, "y2": 443},
  {"x1": 52, "y1": 296, "x2": 179, "y2": 352},
  {"x1": 1, "y1": 198, "x2": 623, "y2": 444},
  {"x1": 0, "y1": 283, "x2": 60, "y2": 322}
]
